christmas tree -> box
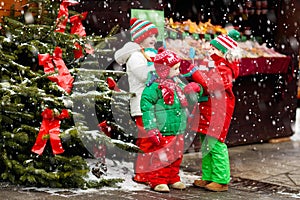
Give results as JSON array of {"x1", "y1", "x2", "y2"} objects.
[{"x1": 0, "y1": 0, "x2": 138, "y2": 188}]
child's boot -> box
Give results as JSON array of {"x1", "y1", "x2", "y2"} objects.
[
  {"x1": 170, "y1": 181, "x2": 186, "y2": 190},
  {"x1": 205, "y1": 182, "x2": 228, "y2": 192},
  {"x1": 193, "y1": 179, "x2": 210, "y2": 188},
  {"x1": 153, "y1": 184, "x2": 170, "y2": 193}
]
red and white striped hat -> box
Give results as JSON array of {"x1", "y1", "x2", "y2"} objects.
[
  {"x1": 130, "y1": 18, "x2": 158, "y2": 44},
  {"x1": 210, "y1": 29, "x2": 240, "y2": 54}
]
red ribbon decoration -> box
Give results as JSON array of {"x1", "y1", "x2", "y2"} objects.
[
  {"x1": 32, "y1": 108, "x2": 70, "y2": 155},
  {"x1": 92, "y1": 120, "x2": 111, "y2": 161},
  {"x1": 98, "y1": 120, "x2": 112, "y2": 137},
  {"x1": 38, "y1": 53, "x2": 55, "y2": 74},
  {"x1": 73, "y1": 43, "x2": 94, "y2": 59},
  {"x1": 106, "y1": 77, "x2": 121, "y2": 92},
  {"x1": 92, "y1": 121, "x2": 113, "y2": 161},
  {"x1": 73, "y1": 42, "x2": 84, "y2": 59},
  {"x1": 84, "y1": 43, "x2": 94, "y2": 55},
  {"x1": 70, "y1": 12, "x2": 88, "y2": 37},
  {"x1": 70, "y1": 12, "x2": 87, "y2": 59},
  {"x1": 47, "y1": 47, "x2": 74, "y2": 94},
  {"x1": 70, "y1": 11, "x2": 94, "y2": 58},
  {"x1": 55, "y1": 0, "x2": 79, "y2": 33}
]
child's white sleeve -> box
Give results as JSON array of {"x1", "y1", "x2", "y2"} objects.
[{"x1": 127, "y1": 53, "x2": 155, "y2": 83}]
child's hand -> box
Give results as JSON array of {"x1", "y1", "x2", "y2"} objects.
[
  {"x1": 184, "y1": 82, "x2": 201, "y2": 94},
  {"x1": 148, "y1": 129, "x2": 163, "y2": 145}
]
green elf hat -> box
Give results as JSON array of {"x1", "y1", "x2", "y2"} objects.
[{"x1": 210, "y1": 29, "x2": 240, "y2": 54}]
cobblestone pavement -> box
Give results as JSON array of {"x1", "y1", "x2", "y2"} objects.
[
  {"x1": 1, "y1": 140, "x2": 300, "y2": 199},
  {"x1": 0, "y1": 181, "x2": 298, "y2": 200}
]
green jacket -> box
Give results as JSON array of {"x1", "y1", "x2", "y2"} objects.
[{"x1": 140, "y1": 81, "x2": 187, "y2": 136}]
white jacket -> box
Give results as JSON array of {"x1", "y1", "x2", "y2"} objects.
[{"x1": 114, "y1": 42, "x2": 156, "y2": 116}]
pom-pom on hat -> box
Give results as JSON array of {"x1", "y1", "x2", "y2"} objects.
[
  {"x1": 210, "y1": 29, "x2": 240, "y2": 54},
  {"x1": 130, "y1": 18, "x2": 159, "y2": 44},
  {"x1": 153, "y1": 47, "x2": 181, "y2": 78}
]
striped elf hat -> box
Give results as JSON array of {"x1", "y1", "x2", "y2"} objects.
[
  {"x1": 210, "y1": 29, "x2": 240, "y2": 54},
  {"x1": 130, "y1": 18, "x2": 158, "y2": 44}
]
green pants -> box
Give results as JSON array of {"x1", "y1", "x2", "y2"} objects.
[{"x1": 200, "y1": 134, "x2": 230, "y2": 184}]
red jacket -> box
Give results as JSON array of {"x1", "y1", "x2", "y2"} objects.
[{"x1": 190, "y1": 54, "x2": 239, "y2": 142}]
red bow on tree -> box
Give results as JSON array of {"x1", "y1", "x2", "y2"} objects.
[
  {"x1": 70, "y1": 12, "x2": 88, "y2": 37},
  {"x1": 92, "y1": 120, "x2": 112, "y2": 161},
  {"x1": 47, "y1": 47, "x2": 74, "y2": 93},
  {"x1": 55, "y1": 0, "x2": 79, "y2": 33},
  {"x1": 39, "y1": 47, "x2": 74, "y2": 94},
  {"x1": 38, "y1": 53, "x2": 55, "y2": 74},
  {"x1": 70, "y1": 12, "x2": 94, "y2": 58},
  {"x1": 98, "y1": 120, "x2": 112, "y2": 137},
  {"x1": 31, "y1": 108, "x2": 70, "y2": 155},
  {"x1": 106, "y1": 77, "x2": 121, "y2": 92}
]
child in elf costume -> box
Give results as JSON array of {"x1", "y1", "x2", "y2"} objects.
[
  {"x1": 140, "y1": 48, "x2": 201, "y2": 193},
  {"x1": 181, "y1": 29, "x2": 242, "y2": 192},
  {"x1": 114, "y1": 18, "x2": 158, "y2": 184}
]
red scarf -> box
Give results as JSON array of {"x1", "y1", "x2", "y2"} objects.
[{"x1": 156, "y1": 78, "x2": 188, "y2": 107}]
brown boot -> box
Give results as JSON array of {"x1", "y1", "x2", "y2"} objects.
[
  {"x1": 205, "y1": 182, "x2": 228, "y2": 192},
  {"x1": 193, "y1": 179, "x2": 210, "y2": 188}
]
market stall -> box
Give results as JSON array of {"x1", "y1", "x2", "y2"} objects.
[
  {"x1": 164, "y1": 18, "x2": 296, "y2": 147},
  {"x1": 68, "y1": 0, "x2": 298, "y2": 147}
]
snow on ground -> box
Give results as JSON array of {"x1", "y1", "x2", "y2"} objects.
[
  {"x1": 87, "y1": 158, "x2": 148, "y2": 191},
  {"x1": 23, "y1": 157, "x2": 199, "y2": 197},
  {"x1": 87, "y1": 158, "x2": 198, "y2": 191}
]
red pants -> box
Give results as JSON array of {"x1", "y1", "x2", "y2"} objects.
[
  {"x1": 134, "y1": 116, "x2": 154, "y2": 182},
  {"x1": 147, "y1": 134, "x2": 184, "y2": 188}
]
